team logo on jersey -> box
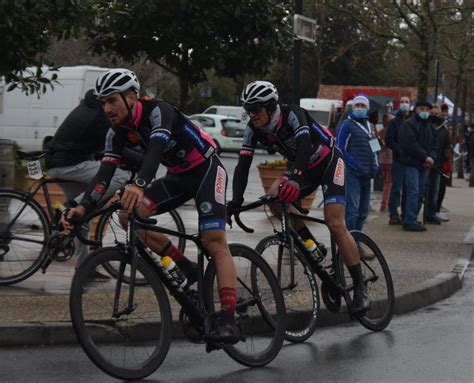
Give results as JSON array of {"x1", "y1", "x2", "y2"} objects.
[
  {"x1": 214, "y1": 166, "x2": 226, "y2": 205},
  {"x1": 200, "y1": 201, "x2": 213, "y2": 214},
  {"x1": 333, "y1": 158, "x2": 345, "y2": 186}
]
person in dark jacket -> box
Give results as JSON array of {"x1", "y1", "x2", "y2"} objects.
[
  {"x1": 385, "y1": 96, "x2": 411, "y2": 224},
  {"x1": 426, "y1": 105, "x2": 451, "y2": 223},
  {"x1": 45, "y1": 89, "x2": 130, "y2": 270},
  {"x1": 398, "y1": 100, "x2": 438, "y2": 231},
  {"x1": 336, "y1": 93, "x2": 380, "y2": 232}
]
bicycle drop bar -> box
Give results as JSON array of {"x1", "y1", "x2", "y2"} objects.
[
  {"x1": 234, "y1": 194, "x2": 309, "y2": 233},
  {"x1": 73, "y1": 202, "x2": 123, "y2": 247}
]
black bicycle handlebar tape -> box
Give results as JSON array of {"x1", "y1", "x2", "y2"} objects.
[
  {"x1": 133, "y1": 210, "x2": 157, "y2": 225},
  {"x1": 234, "y1": 213, "x2": 254, "y2": 233}
]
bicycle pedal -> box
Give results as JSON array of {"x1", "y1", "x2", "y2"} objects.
[{"x1": 205, "y1": 342, "x2": 223, "y2": 353}]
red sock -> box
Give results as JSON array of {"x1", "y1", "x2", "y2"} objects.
[
  {"x1": 219, "y1": 287, "x2": 237, "y2": 320},
  {"x1": 161, "y1": 242, "x2": 193, "y2": 272}
]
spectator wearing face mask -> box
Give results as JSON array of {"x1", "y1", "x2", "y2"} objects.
[
  {"x1": 336, "y1": 93, "x2": 380, "y2": 232},
  {"x1": 425, "y1": 105, "x2": 451, "y2": 224},
  {"x1": 398, "y1": 100, "x2": 438, "y2": 232},
  {"x1": 385, "y1": 96, "x2": 411, "y2": 225}
]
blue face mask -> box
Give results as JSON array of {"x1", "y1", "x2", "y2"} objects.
[
  {"x1": 418, "y1": 111, "x2": 430, "y2": 120},
  {"x1": 400, "y1": 103, "x2": 410, "y2": 112},
  {"x1": 352, "y1": 108, "x2": 367, "y2": 119}
]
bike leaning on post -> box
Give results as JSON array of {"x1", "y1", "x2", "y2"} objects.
[
  {"x1": 232, "y1": 194, "x2": 395, "y2": 343},
  {"x1": 69, "y1": 202, "x2": 286, "y2": 380},
  {"x1": 0, "y1": 150, "x2": 185, "y2": 285}
]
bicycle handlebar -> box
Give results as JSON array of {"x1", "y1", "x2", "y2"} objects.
[{"x1": 232, "y1": 194, "x2": 310, "y2": 233}]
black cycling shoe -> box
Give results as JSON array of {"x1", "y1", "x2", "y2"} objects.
[
  {"x1": 206, "y1": 318, "x2": 242, "y2": 345},
  {"x1": 351, "y1": 286, "x2": 370, "y2": 316}
]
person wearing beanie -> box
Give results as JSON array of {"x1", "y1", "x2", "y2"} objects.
[
  {"x1": 398, "y1": 100, "x2": 438, "y2": 231},
  {"x1": 336, "y1": 93, "x2": 380, "y2": 236}
]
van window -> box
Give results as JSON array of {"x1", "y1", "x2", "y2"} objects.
[{"x1": 307, "y1": 111, "x2": 330, "y2": 125}]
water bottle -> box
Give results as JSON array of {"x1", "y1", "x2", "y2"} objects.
[
  {"x1": 161, "y1": 256, "x2": 187, "y2": 289},
  {"x1": 304, "y1": 239, "x2": 326, "y2": 264}
]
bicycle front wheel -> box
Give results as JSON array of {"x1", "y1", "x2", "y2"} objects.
[
  {"x1": 338, "y1": 231, "x2": 395, "y2": 331},
  {"x1": 0, "y1": 190, "x2": 50, "y2": 285},
  {"x1": 70, "y1": 247, "x2": 172, "y2": 380},
  {"x1": 256, "y1": 235, "x2": 320, "y2": 343},
  {"x1": 95, "y1": 208, "x2": 186, "y2": 283},
  {"x1": 203, "y1": 244, "x2": 286, "y2": 367}
]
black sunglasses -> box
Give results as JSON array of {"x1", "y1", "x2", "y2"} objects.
[{"x1": 244, "y1": 104, "x2": 264, "y2": 114}]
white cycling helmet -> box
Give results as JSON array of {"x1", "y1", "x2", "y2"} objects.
[
  {"x1": 95, "y1": 68, "x2": 140, "y2": 97},
  {"x1": 241, "y1": 81, "x2": 278, "y2": 105}
]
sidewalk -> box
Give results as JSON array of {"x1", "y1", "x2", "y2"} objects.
[{"x1": 0, "y1": 178, "x2": 472, "y2": 346}]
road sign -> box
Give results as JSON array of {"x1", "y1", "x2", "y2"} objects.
[{"x1": 294, "y1": 14, "x2": 317, "y2": 43}]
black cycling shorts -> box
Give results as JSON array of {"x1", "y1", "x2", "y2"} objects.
[
  {"x1": 142, "y1": 155, "x2": 227, "y2": 232},
  {"x1": 298, "y1": 147, "x2": 346, "y2": 206}
]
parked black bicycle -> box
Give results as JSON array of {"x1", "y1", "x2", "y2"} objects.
[
  {"x1": 69, "y1": 202, "x2": 286, "y2": 381},
  {"x1": 232, "y1": 194, "x2": 395, "y2": 343},
  {"x1": 0, "y1": 150, "x2": 184, "y2": 285}
]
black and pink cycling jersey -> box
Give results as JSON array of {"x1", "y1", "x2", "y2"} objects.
[
  {"x1": 240, "y1": 104, "x2": 334, "y2": 168},
  {"x1": 81, "y1": 98, "x2": 216, "y2": 210},
  {"x1": 102, "y1": 99, "x2": 216, "y2": 173}
]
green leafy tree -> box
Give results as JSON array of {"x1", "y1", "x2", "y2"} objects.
[
  {"x1": 0, "y1": 0, "x2": 99, "y2": 94},
  {"x1": 87, "y1": 0, "x2": 292, "y2": 110}
]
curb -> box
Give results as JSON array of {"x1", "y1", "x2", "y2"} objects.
[{"x1": 1, "y1": 226, "x2": 473, "y2": 347}]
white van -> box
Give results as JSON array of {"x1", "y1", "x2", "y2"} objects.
[
  {"x1": 300, "y1": 98, "x2": 343, "y2": 132},
  {"x1": 202, "y1": 105, "x2": 249, "y2": 125},
  {"x1": 0, "y1": 65, "x2": 109, "y2": 151}
]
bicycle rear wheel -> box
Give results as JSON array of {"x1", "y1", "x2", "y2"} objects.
[
  {"x1": 203, "y1": 244, "x2": 286, "y2": 367},
  {"x1": 338, "y1": 231, "x2": 395, "y2": 331},
  {"x1": 0, "y1": 190, "x2": 50, "y2": 285},
  {"x1": 256, "y1": 235, "x2": 320, "y2": 343},
  {"x1": 69, "y1": 247, "x2": 172, "y2": 380},
  {"x1": 94, "y1": 209, "x2": 185, "y2": 283}
]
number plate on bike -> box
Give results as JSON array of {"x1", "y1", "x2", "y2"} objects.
[{"x1": 26, "y1": 160, "x2": 43, "y2": 179}]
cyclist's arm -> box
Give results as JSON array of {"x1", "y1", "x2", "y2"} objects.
[
  {"x1": 135, "y1": 103, "x2": 176, "y2": 184},
  {"x1": 287, "y1": 109, "x2": 313, "y2": 179},
  {"x1": 232, "y1": 126, "x2": 257, "y2": 203},
  {"x1": 80, "y1": 129, "x2": 125, "y2": 212}
]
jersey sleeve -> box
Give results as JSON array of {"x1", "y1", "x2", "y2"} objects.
[
  {"x1": 287, "y1": 108, "x2": 312, "y2": 179},
  {"x1": 239, "y1": 125, "x2": 258, "y2": 157},
  {"x1": 136, "y1": 103, "x2": 175, "y2": 183},
  {"x1": 80, "y1": 129, "x2": 125, "y2": 212}
]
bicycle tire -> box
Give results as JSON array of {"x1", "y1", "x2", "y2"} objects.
[
  {"x1": 337, "y1": 230, "x2": 395, "y2": 331},
  {"x1": 69, "y1": 247, "x2": 172, "y2": 380},
  {"x1": 95, "y1": 209, "x2": 186, "y2": 283},
  {"x1": 202, "y1": 243, "x2": 286, "y2": 367},
  {"x1": 256, "y1": 235, "x2": 320, "y2": 343},
  {"x1": 0, "y1": 190, "x2": 50, "y2": 285}
]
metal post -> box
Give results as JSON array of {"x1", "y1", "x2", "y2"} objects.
[{"x1": 292, "y1": 0, "x2": 303, "y2": 104}]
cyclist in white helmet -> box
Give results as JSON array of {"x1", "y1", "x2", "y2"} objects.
[
  {"x1": 227, "y1": 80, "x2": 369, "y2": 315},
  {"x1": 63, "y1": 68, "x2": 241, "y2": 343}
]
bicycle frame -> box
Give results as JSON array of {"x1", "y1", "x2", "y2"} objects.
[
  {"x1": 77, "y1": 205, "x2": 211, "y2": 330},
  {"x1": 235, "y1": 195, "x2": 350, "y2": 300}
]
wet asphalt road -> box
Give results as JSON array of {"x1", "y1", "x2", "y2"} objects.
[{"x1": 1, "y1": 261, "x2": 472, "y2": 383}]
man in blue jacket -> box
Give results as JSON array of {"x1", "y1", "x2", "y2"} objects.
[
  {"x1": 399, "y1": 100, "x2": 438, "y2": 231},
  {"x1": 336, "y1": 94, "x2": 380, "y2": 232}
]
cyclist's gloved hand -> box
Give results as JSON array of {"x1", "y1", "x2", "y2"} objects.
[
  {"x1": 278, "y1": 177, "x2": 300, "y2": 203},
  {"x1": 226, "y1": 199, "x2": 243, "y2": 227}
]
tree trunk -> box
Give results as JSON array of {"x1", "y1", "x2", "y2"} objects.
[{"x1": 417, "y1": 52, "x2": 431, "y2": 100}]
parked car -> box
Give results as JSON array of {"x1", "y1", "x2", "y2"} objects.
[{"x1": 190, "y1": 113, "x2": 245, "y2": 153}]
